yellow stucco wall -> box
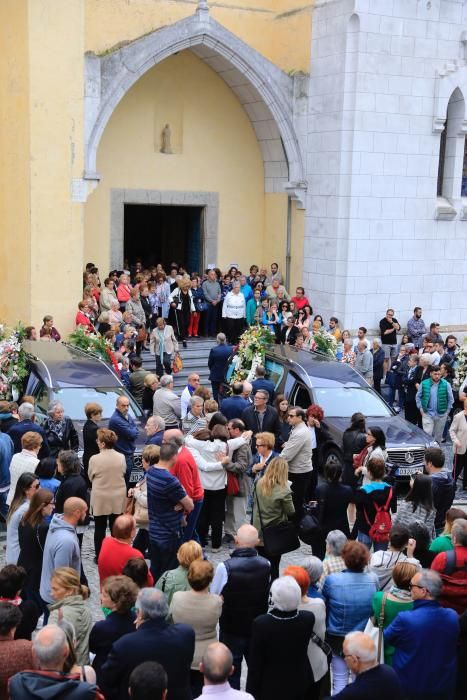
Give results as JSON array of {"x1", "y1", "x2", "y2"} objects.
[
  {"x1": 85, "y1": 0, "x2": 312, "y2": 73},
  {"x1": 85, "y1": 50, "x2": 275, "y2": 274},
  {"x1": 0, "y1": 0, "x2": 32, "y2": 324}
]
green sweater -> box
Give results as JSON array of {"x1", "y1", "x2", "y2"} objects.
[
  {"x1": 48, "y1": 595, "x2": 93, "y2": 665},
  {"x1": 155, "y1": 565, "x2": 190, "y2": 606},
  {"x1": 253, "y1": 483, "x2": 295, "y2": 546},
  {"x1": 429, "y1": 533, "x2": 453, "y2": 553},
  {"x1": 372, "y1": 592, "x2": 413, "y2": 666}
]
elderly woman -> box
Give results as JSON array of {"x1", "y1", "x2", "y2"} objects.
[
  {"x1": 149, "y1": 317, "x2": 179, "y2": 377},
  {"x1": 88, "y1": 428, "x2": 127, "y2": 559},
  {"x1": 247, "y1": 576, "x2": 316, "y2": 700},
  {"x1": 341, "y1": 339, "x2": 356, "y2": 366},
  {"x1": 222, "y1": 280, "x2": 246, "y2": 345},
  {"x1": 284, "y1": 565, "x2": 328, "y2": 699},
  {"x1": 182, "y1": 396, "x2": 207, "y2": 437},
  {"x1": 317, "y1": 529, "x2": 348, "y2": 590},
  {"x1": 125, "y1": 288, "x2": 146, "y2": 355},
  {"x1": 169, "y1": 277, "x2": 195, "y2": 347},
  {"x1": 170, "y1": 559, "x2": 223, "y2": 698},
  {"x1": 155, "y1": 540, "x2": 203, "y2": 605},
  {"x1": 108, "y1": 300, "x2": 123, "y2": 327},
  {"x1": 75, "y1": 300, "x2": 94, "y2": 331},
  {"x1": 40, "y1": 315, "x2": 61, "y2": 342},
  {"x1": 99, "y1": 277, "x2": 118, "y2": 313},
  {"x1": 44, "y1": 401, "x2": 79, "y2": 458},
  {"x1": 300, "y1": 555, "x2": 324, "y2": 600},
  {"x1": 116, "y1": 273, "x2": 132, "y2": 309},
  {"x1": 372, "y1": 338, "x2": 385, "y2": 394},
  {"x1": 322, "y1": 541, "x2": 378, "y2": 695},
  {"x1": 142, "y1": 373, "x2": 159, "y2": 417}
]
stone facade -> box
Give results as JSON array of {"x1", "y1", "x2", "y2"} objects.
[{"x1": 306, "y1": 0, "x2": 467, "y2": 331}]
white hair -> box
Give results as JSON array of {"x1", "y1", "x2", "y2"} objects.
[
  {"x1": 270, "y1": 576, "x2": 301, "y2": 612},
  {"x1": 33, "y1": 625, "x2": 68, "y2": 669},
  {"x1": 326, "y1": 529, "x2": 347, "y2": 556},
  {"x1": 136, "y1": 588, "x2": 169, "y2": 620},
  {"x1": 18, "y1": 403, "x2": 35, "y2": 420},
  {"x1": 216, "y1": 333, "x2": 226, "y2": 345},
  {"x1": 148, "y1": 415, "x2": 165, "y2": 431},
  {"x1": 190, "y1": 396, "x2": 204, "y2": 408},
  {"x1": 160, "y1": 375, "x2": 174, "y2": 388},
  {"x1": 47, "y1": 400, "x2": 64, "y2": 417},
  {"x1": 345, "y1": 632, "x2": 377, "y2": 663},
  {"x1": 420, "y1": 352, "x2": 434, "y2": 366},
  {"x1": 372, "y1": 337, "x2": 381, "y2": 347},
  {"x1": 418, "y1": 569, "x2": 443, "y2": 599},
  {"x1": 301, "y1": 556, "x2": 323, "y2": 584}
]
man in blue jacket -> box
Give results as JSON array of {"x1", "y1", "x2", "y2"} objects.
[
  {"x1": 101, "y1": 587, "x2": 194, "y2": 700},
  {"x1": 251, "y1": 365, "x2": 275, "y2": 403},
  {"x1": 208, "y1": 332, "x2": 233, "y2": 402},
  {"x1": 221, "y1": 382, "x2": 250, "y2": 420},
  {"x1": 385, "y1": 568, "x2": 459, "y2": 700},
  {"x1": 0, "y1": 431, "x2": 13, "y2": 519},
  {"x1": 109, "y1": 396, "x2": 139, "y2": 484},
  {"x1": 8, "y1": 402, "x2": 49, "y2": 458}
]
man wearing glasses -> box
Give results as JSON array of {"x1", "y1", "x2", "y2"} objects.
[
  {"x1": 332, "y1": 631, "x2": 401, "y2": 698},
  {"x1": 241, "y1": 390, "x2": 281, "y2": 453},
  {"x1": 280, "y1": 407, "x2": 313, "y2": 521},
  {"x1": 384, "y1": 569, "x2": 459, "y2": 700}
]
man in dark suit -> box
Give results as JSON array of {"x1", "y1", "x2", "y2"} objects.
[
  {"x1": 242, "y1": 390, "x2": 281, "y2": 453},
  {"x1": 101, "y1": 587, "x2": 194, "y2": 700},
  {"x1": 251, "y1": 365, "x2": 275, "y2": 403},
  {"x1": 8, "y1": 402, "x2": 50, "y2": 458},
  {"x1": 221, "y1": 382, "x2": 250, "y2": 420},
  {"x1": 208, "y1": 332, "x2": 233, "y2": 402}
]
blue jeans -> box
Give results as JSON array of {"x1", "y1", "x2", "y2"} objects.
[
  {"x1": 357, "y1": 531, "x2": 388, "y2": 552},
  {"x1": 182, "y1": 499, "x2": 203, "y2": 543},
  {"x1": 219, "y1": 631, "x2": 250, "y2": 690},
  {"x1": 206, "y1": 303, "x2": 218, "y2": 336}
]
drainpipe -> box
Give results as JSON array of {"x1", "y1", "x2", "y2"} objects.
[{"x1": 285, "y1": 195, "x2": 292, "y2": 290}]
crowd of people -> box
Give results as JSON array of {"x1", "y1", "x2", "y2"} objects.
[{"x1": 0, "y1": 257, "x2": 465, "y2": 699}]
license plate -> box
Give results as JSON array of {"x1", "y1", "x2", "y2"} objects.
[{"x1": 397, "y1": 467, "x2": 421, "y2": 476}]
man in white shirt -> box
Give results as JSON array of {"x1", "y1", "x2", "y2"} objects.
[
  {"x1": 180, "y1": 373, "x2": 200, "y2": 418},
  {"x1": 352, "y1": 326, "x2": 371, "y2": 352}
]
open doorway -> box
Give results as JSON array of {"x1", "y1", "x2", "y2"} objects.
[{"x1": 124, "y1": 204, "x2": 204, "y2": 272}]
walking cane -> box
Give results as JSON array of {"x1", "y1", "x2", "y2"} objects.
[{"x1": 452, "y1": 445, "x2": 458, "y2": 483}]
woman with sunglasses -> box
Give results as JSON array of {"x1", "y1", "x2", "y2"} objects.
[
  {"x1": 18, "y1": 488, "x2": 55, "y2": 615},
  {"x1": 5, "y1": 472, "x2": 40, "y2": 565}
]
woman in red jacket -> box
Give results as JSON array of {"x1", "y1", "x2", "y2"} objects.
[{"x1": 116, "y1": 273, "x2": 132, "y2": 310}]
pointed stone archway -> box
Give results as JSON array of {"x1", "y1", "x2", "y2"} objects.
[{"x1": 83, "y1": 6, "x2": 307, "y2": 205}]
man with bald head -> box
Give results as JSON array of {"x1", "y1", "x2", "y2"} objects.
[
  {"x1": 97, "y1": 514, "x2": 153, "y2": 586},
  {"x1": 211, "y1": 524, "x2": 270, "y2": 689},
  {"x1": 9, "y1": 624, "x2": 104, "y2": 699},
  {"x1": 329, "y1": 631, "x2": 402, "y2": 699},
  {"x1": 198, "y1": 643, "x2": 254, "y2": 699},
  {"x1": 40, "y1": 497, "x2": 88, "y2": 604},
  {"x1": 164, "y1": 429, "x2": 204, "y2": 542}
]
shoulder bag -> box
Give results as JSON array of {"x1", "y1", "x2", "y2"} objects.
[
  {"x1": 254, "y1": 483, "x2": 300, "y2": 557},
  {"x1": 299, "y1": 501, "x2": 321, "y2": 545},
  {"x1": 363, "y1": 592, "x2": 387, "y2": 663},
  {"x1": 311, "y1": 631, "x2": 332, "y2": 667}
]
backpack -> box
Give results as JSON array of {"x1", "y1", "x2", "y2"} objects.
[
  {"x1": 439, "y1": 548, "x2": 467, "y2": 615},
  {"x1": 364, "y1": 488, "x2": 393, "y2": 543}
]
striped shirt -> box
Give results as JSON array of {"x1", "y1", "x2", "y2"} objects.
[{"x1": 147, "y1": 467, "x2": 186, "y2": 546}]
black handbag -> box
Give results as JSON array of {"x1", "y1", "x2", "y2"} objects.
[
  {"x1": 299, "y1": 501, "x2": 322, "y2": 545},
  {"x1": 254, "y1": 484, "x2": 300, "y2": 557},
  {"x1": 311, "y1": 632, "x2": 332, "y2": 667}
]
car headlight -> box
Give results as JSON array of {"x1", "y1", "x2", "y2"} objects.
[{"x1": 428, "y1": 440, "x2": 439, "y2": 447}]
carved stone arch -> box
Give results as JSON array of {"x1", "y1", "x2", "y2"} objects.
[
  {"x1": 433, "y1": 66, "x2": 467, "y2": 134},
  {"x1": 83, "y1": 8, "x2": 306, "y2": 203}
]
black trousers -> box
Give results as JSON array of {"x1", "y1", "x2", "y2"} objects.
[
  {"x1": 405, "y1": 401, "x2": 421, "y2": 426},
  {"x1": 223, "y1": 317, "x2": 245, "y2": 345},
  {"x1": 454, "y1": 452, "x2": 467, "y2": 488},
  {"x1": 289, "y1": 472, "x2": 312, "y2": 524},
  {"x1": 94, "y1": 514, "x2": 119, "y2": 559},
  {"x1": 197, "y1": 489, "x2": 226, "y2": 549},
  {"x1": 256, "y1": 545, "x2": 281, "y2": 581},
  {"x1": 155, "y1": 352, "x2": 172, "y2": 376}
]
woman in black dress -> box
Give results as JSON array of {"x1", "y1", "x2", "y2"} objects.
[
  {"x1": 82, "y1": 402, "x2": 103, "y2": 487},
  {"x1": 314, "y1": 463, "x2": 353, "y2": 559},
  {"x1": 342, "y1": 412, "x2": 367, "y2": 488}
]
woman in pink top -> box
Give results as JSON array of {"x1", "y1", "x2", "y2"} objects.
[{"x1": 117, "y1": 274, "x2": 132, "y2": 308}]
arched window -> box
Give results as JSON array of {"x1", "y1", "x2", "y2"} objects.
[{"x1": 437, "y1": 88, "x2": 465, "y2": 200}]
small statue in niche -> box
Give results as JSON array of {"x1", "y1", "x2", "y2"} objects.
[{"x1": 160, "y1": 123, "x2": 173, "y2": 154}]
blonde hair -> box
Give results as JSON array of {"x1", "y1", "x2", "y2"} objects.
[
  {"x1": 142, "y1": 444, "x2": 160, "y2": 465},
  {"x1": 51, "y1": 567, "x2": 89, "y2": 600},
  {"x1": 144, "y1": 373, "x2": 159, "y2": 387},
  {"x1": 177, "y1": 540, "x2": 203, "y2": 569},
  {"x1": 255, "y1": 432, "x2": 275, "y2": 450},
  {"x1": 258, "y1": 457, "x2": 289, "y2": 497},
  {"x1": 21, "y1": 431, "x2": 43, "y2": 451}
]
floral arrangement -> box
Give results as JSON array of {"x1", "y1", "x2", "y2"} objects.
[
  {"x1": 0, "y1": 324, "x2": 29, "y2": 400},
  {"x1": 453, "y1": 338, "x2": 467, "y2": 388},
  {"x1": 68, "y1": 327, "x2": 121, "y2": 376},
  {"x1": 230, "y1": 325, "x2": 275, "y2": 384},
  {"x1": 312, "y1": 327, "x2": 338, "y2": 359}
]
